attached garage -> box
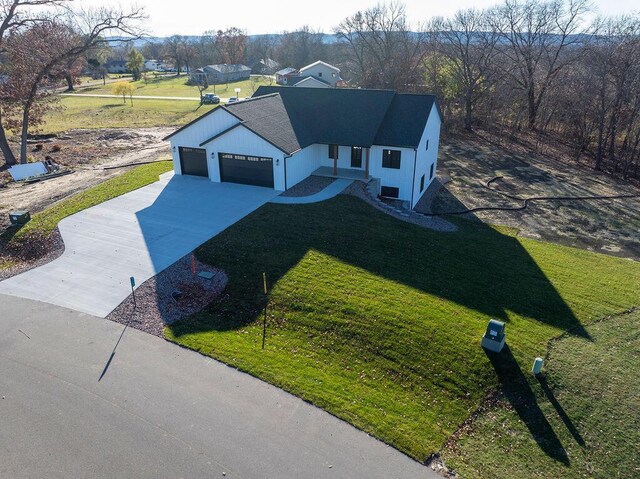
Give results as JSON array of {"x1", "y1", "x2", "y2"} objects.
[
  {"x1": 179, "y1": 147, "x2": 208, "y2": 177},
  {"x1": 219, "y1": 152, "x2": 274, "y2": 188}
]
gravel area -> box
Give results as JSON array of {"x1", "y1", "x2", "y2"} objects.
[
  {"x1": 343, "y1": 181, "x2": 458, "y2": 233},
  {"x1": 106, "y1": 253, "x2": 228, "y2": 337},
  {"x1": 0, "y1": 228, "x2": 64, "y2": 280},
  {"x1": 279, "y1": 176, "x2": 336, "y2": 197}
]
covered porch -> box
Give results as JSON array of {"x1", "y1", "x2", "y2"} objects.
[{"x1": 311, "y1": 166, "x2": 371, "y2": 182}]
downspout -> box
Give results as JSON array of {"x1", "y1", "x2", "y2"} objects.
[
  {"x1": 410, "y1": 148, "x2": 417, "y2": 209},
  {"x1": 283, "y1": 154, "x2": 290, "y2": 190}
]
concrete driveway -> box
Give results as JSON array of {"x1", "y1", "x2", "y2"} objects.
[
  {"x1": 0, "y1": 295, "x2": 437, "y2": 479},
  {"x1": 0, "y1": 172, "x2": 278, "y2": 317}
]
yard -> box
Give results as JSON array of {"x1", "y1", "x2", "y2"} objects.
[
  {"x1": 72, "y1": 74, "x2": 275, "y2": 99},
  {"x1": 165, "y1": 194, "x2": 640, "y2": 468},
  {"x1": 41, "y1": 96, "x2": 214, "y2": 133}
]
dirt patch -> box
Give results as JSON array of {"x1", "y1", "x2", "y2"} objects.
[
  {"x1": 0, "y1": 127, "x2": 172, "y2": 230},
  {"x1": 106, "y1": 254, "x2": 227, "y2": 337},
  {"x1": 430, "y1": 132, "x2": 640, "y2": 260},
  {"x1": 279, "y1": 176, "x2": 336, "y2": 197}
]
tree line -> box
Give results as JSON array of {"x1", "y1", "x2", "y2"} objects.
[{"x1": 1, "y1": 0, "x2": 639, "y2": 179}]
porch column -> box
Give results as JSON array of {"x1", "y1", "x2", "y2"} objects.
[
  {"x1": 365, "y1": 147, "x2": 370, "y2": 179},
  {"x1": 333, "y1": 157, "x2": 338, "y2": 176}
]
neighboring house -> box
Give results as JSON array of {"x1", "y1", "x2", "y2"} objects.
[
  {"x1": 275, "y1": 67, "x2": 299, "y2": 85},
  {"x1": 288, "y1": 76, "x2": 331, "y2": 88},
  {"x1": 105, "y1": 60, "x2": 127, "y2": 74},
  {"x1": 190, "y1": 64, "x2": 251, "y2": 85},
  {"x1": 251, "y1": 58, "x2": 279, "y2": 75},
  {"x1": 144, "y1": 59, "x2": 166, "y2": 71},
  {"x1": 165, "y1": 86, "x2": 442, "y2": 209},
  {"x1": 276, "y1": 61, "x2": 343, "y2": 88},
  {"x1": 298, "y1": 60, "x2": 342, "y2": 87}
]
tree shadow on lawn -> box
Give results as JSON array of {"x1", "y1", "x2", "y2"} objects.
[
  {"x1": 486, "y1": 345, "x2": 570, "y2": 465},
  {"x1": 159, "y1": 190, "x2": 588, "y2": 339}
]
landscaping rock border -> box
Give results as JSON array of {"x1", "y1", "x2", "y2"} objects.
[
  {"x1": 0, "y1": 228, "x2": 65, "y2": 281},
  {"x1": 278, "y1": 175, "x2": 336, "y2": 197},
  {"x1": 343, "y1": 181, "x2": 458, "y2": 233},
  {"x1": 106, "y1": 253, "x2": 228, "y2": 337}
]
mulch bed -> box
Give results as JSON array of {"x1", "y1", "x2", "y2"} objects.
[
  {"x1": 0, "y1": 228, "x2": 65, "y2": 280},
  {"x1": 106, "y1": 253, "x2": 228, "y2": 337},
  {"x1": 279, "y1": 175, "x2": 336, "y2": 197}
]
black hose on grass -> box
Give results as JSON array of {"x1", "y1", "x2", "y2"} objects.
[{"x1": 420, "y1": 176, "x2": 640, "y2": 217}]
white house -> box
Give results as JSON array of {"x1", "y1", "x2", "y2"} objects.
[
  {"x1": 164, "y1": 86, "x2": 442, "y2": 209},
  {"x1": 298, "y1": 60, "x2": 342, "y2": 87},
  {"x1": 144, "y1": 59, "x2": 165, "y2": 71}
]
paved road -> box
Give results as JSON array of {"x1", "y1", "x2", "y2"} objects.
[
  {"x1": 60, "y1": 93, "x2": 243, "y2": 103},
  {"x1": 0, "y1": 172, "x2": 278, "y2": 317},
  {"x1": 0, "y1": 295, "x2": 437, "y2": 479}
]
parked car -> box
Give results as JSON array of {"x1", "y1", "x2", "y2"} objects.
[
  {"x1": 201, "y1": 93, "x2": 220, "y2": 105},
  {"x1": 227, "y1": 97, "x2": 238, "y2": 103}
]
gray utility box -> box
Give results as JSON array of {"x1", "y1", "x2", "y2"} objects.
[
  {"x1": 9, "y1": 210, "x2": 31, "y2": 226},
  {"x1": 481, "y1": 319, "x2": 506, "y2": 353}
]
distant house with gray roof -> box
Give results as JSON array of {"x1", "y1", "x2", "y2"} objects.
[
  {"x1": 276, "y1": 60, "x2": 343, "y2": 88},
  {"x1": 190, "y1": 64, "x2": 251, "y2": 85}
]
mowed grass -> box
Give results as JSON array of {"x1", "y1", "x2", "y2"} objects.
[
  {"x1": 41, "y1": 96, "x2": 214, "y2": 133},
  {"x1": 4, "y1": 161, "x2": 173, "y2": 242},
  {"x1": 443, "y1": 309, "x2": 640, "y2": 478},
  {"x1": 166, "y1": 196, "x2": 640, "y2": 462},
  {"x1": 75, "y1": 74, "x2": 275, "y2": 99}
]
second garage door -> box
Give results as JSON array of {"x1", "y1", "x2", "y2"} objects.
[{"x1": 219, "y1": 153, "x2": 274, "y2": 188}]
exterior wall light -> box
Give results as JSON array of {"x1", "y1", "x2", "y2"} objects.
[{"x1": 276, "y1": 158, "x2": 280, "y2": 166}]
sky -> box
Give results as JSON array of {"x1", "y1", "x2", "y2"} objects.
[{"x1": 77, "y1": 0, "x2": 638, "y2": 37}]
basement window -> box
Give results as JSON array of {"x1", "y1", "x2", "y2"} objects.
[
  {"x1": 380, "y1": 186, "x2": 399, "y2": 198},
  {"x1": 420, "y1": 174, "x2": 425, "y2": 192},
  {"x1": 382, "y1": 149, "x2": 401, "y2": 169},
  {"x1": 429, "y1": 163, "x2": 435, "y2": 180},
  {"x1": 425, "y1": 140, "x2": 429, "y2": 150}
]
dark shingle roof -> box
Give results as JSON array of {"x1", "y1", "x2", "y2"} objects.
[
  {"x1": 220, "y1": 95, "x2": 301, "y2": 154},
  {"x1": 374, "y1": 94, "x2": 437, "y2": 148},
  {"x1": 165, "y1": 86, "x2": 440, "y2": 151},
  {"x1": 253, "y1": 86, "x2": 439, "y2": 149}
]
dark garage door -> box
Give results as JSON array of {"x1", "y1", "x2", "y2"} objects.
[
  {"x1": 219, "y1": 153, "x2": 274, "y2": 188},
  {"x1": 179, "y1": 147, "x2": 208, "y2": 177}
]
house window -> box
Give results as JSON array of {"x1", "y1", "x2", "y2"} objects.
[
  {"x1": 429, "y1": 163, "x2": 435, "y2": 180},
  {"x1": 380, "y1": 186, "x2": 399, "y2": 198},
  {"x1": 318, "y1": 72, "x2": 323, "y2": 77},
  {"x1": 351, "y1": 147, "x2": 362, "y2": 168},
  {"x1": 328, "y1": 144, "x2": 339, "y2": 159},
  {"x1": 425, "y1": 140, "x2": 429, "y2": 150},
  {"x1": 420, "y1": 174, "x2": 425, "y2": 192},
  {"x1": 382, "y1": 149, "x2": 401, "y2": 169}
]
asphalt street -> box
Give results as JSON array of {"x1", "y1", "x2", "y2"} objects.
[{"x1": 0, "y1": 295, "x2": 437, "y2": 479}]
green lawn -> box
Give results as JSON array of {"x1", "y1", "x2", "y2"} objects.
[
  {"x1": 74, "y1": 74, "x2": 275, "y2": 99},
  {"x1": 443, "y1": 308, "x2": 640, "y2": 478},
  {"x1": 165, "y1": 196, "x2": 640, "y2": 463},
  {"x1": 41, "y1": 96, "x2": 214, "y2": 133},
  {"x1": 2, "y1": 161, "x2": 173, "y2": 247}
]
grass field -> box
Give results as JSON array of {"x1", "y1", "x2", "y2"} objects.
[
  {"x1": 2, "y1": 161, "x2": 173, "y2": 245},
  {"x1": 165, "y1": 195, "x2": 640, "y2": 463},
  {"x1": 74, "y1": 74, "x2": 275, "y2": 99},
  {"x1": 443, "y1": 308, "x2": 640, "y2": 478},
  {"x1": 41, "y1": 96, "x2": 214, "y2": 133}
]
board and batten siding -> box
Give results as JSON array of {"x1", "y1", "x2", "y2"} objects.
[
  {"x1": 170, "y1": 108, "x2": 238, "y2": 176},
  {"x1": 411, "y1": 103, "x2": 441, "y2": 208},
  {"x1": 369, "y1": 145, "x2": 416, "y2": 202},
  {"x1": 286, "y1": 144, "x2": 322, "y2": 188}
]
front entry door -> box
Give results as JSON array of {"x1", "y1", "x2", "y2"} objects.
[{"x1": 351, "y1": 146, "x2": 363, "y2": 168}]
